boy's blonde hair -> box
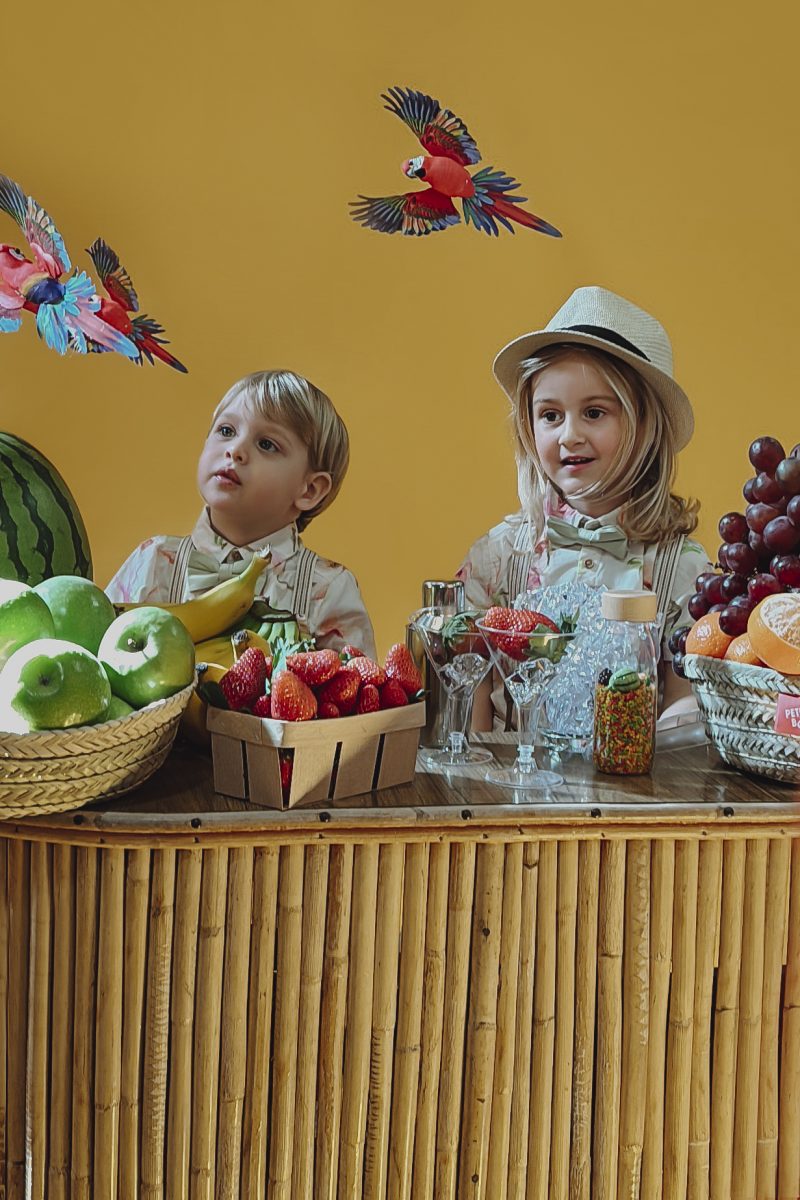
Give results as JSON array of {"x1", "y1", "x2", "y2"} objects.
[
  {"x1": 212, "y1": 370, "x2": 350, "y2": 531},
  {"x1": 513, "y1": 344, "x2": 699, "y2": 544}
]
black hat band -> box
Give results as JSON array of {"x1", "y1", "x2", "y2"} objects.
[{"x1": 563, "y1": 324, "x2": 650, "y2": 362}]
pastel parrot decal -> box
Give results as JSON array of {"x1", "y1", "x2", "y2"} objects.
[{"x1": 350, "y1": 87, "x2": 562, "y2": 238}]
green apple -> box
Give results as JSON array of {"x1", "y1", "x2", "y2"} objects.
[
  {"x1": 98, "y1": 607, "x2": 195, "y2": 708},
  {"x1": 33, "y1": 575, "x2": 116, "y2": 654},
  {"x1": 0, "y1": 638, "x2": 111, "y2": 730},
  {"x1": 0, "y1": 579, "x2": 56, "y2": 667},
  {"x1": 106, "y1": 695, "x2": 135, "y2": 720}
]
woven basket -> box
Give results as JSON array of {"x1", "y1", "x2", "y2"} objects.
[
  {"x1": 0, "y1": 682, "x2": 195, "y2": 819},
  {"x1": 683, "y1": 653, "x2": 800, "y2": 784}
]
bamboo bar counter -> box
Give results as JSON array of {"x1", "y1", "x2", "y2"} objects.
[{"x1": 1, "y1": 733, "x2": 799, "y2": 1200}]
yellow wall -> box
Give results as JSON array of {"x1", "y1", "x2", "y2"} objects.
[{"x1": 4, "y1": 3, "x2": 799, "y2": 654}]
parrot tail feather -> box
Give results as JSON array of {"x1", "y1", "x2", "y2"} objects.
[{"x1": 463, "y1": 166, "x2": 562, "y2": 238}]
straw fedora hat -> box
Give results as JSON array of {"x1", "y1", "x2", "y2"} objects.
[{"x1": 492, "y1": 286, "x2": 694, "y2": 450}]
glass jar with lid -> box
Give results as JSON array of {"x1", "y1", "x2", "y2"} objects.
[{"x1": 593, "y1": 590, "x2": 659, "y2": 775}]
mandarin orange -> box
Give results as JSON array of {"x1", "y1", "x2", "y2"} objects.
[
  {"x1": 747, "y1": 593, "x2": 800, "y2": 674},
  {"x1": 723, "y1": 633, "x2": 764, "y2": 666},
  {"x1": 685, "y1": 612, "x2": 734, "y2": 659}
]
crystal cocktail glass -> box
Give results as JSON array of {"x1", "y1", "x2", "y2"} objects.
[
  {"x1": 410, "y1": 607, "x2": 493, "y2": 767},
  {"x1": 476, "y1": 616, "x2": 575, "y2": 790}
]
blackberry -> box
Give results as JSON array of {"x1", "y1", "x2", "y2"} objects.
[{"x1": 597, "y1": 668, "x2": 612, "y2": 686}]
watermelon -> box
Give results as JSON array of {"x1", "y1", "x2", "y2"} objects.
[{"x1": 0, "y1": 433, "x2": 92, "y2": 585}]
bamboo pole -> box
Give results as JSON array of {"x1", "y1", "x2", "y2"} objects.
[
  {"x1": 27, "y1": 842, "x2": 51, "y2": 1200},
  {"x1": 0, "y1": 843, "x2": 8, "y2": 1194},
  {"x1": 314, "y1": 845, "x2": 354, "y2": 1200},
  {"x1": 618, "y1": 840, "x2": 650, "y2": 1200},
  {"x1": 591, "y1": 839, "x2": 625, "y2": 1200},
  {"x1": 241, "y1": 847, "x2": 280, "y2": 1200},
  {"x1": 642, "y1": 840, "x2": 675, "y2": 1200},
  {"x1": 166, "y1": 849, "x2": 203, "y2": 1200},
  {"x1": 485, "y1": 843, "x2": 523, "y2": 1200},
  {"x1": 434, "y1": 841, "x2": 476, "y2": 1200},
  {"x1": 458, "y1": 842, "x2": 504, "y2": 1200},
  {"x1": 778, "y1": 838, "x2": 800, "y2": 1200},
  {"x1": 508, "y1": 841, "x2": 539, "y2": 1200},
  {"x1": 49, "y1": 844, "x2": 75, "y2": 1200},
  {"x1": 338, "y1": 842, "x2": 380, "y2": 1200},
  {"x1": 365, "y1": 843, "x2": 405, "y2": 1200},
  {"x1": 190, "y1": 848, "x2": 228, "y2": 1200},
  {"x1": 216, "y1": 847, "x2": 254, "y2": 1200},
  {"x1": 94, "y1": 849, "x2": 125, "y2": 1200},
  {"x1": 141, "y1": 848, "x2": 177, "y2": 1200},
  {"x1": 756, "y1": 838, "x2": 790, "y2": 1200},
  {"x1": 528, "y1": 838, "x2": 558, "y2": 1200},
  {"x1": 268, "y1": 844, "x2": 305, "y2": 1200},
  {"x1": 688, "y1": 841, "x2": 722, "y2": 1200},
  {"x1": 292, "y1": 844, "x2": 330, "y2": 1200},
  {"x1": 570, "y1": 840, "x2": 600, "y2": 1200},
  {"x1": 120, "y1": 850, "x2": 150, "y2": 1200},
  {"x1": 550, "y1": 840, "x2": 579, "y2": 1200},
  {"x1": 664, "y1": 840, "x2": 699, "y2": 1200},
  {"x1": 7, "y1": 840, "x2": 30, "y2": 1200},
  {"x1": 411, "y1": 841, "x2": 450, "y2": 1200},
  {"x1": 710, "y1": 839, "x2": 745, "y2": 1200},
  {"x1": 732, "y1": 840, "x2": 768, "y2": 1200},
  {"x1": 71, "y1": 845, "x2": 98, "y2": 1200},
  {"x1": 389, "y1": 842, "x2": 429, "y2": 1200}
]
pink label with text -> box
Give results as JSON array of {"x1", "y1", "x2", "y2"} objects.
[{"x1": 775, "y1": 694, "x2": 800, "y2": 737}]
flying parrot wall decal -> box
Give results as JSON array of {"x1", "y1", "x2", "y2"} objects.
[
  {"x1": 350, "y1": 87, "x2": 563, "y2": 238},
  {"x1": 0, "y1": 174, "x2": 138, "y2": 359},
  {"x1": 86, "y1": 238, "x2": 187, "y2": 372}
]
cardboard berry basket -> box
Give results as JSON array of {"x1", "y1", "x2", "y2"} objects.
[
  {"x1": 683, "y1": 652, "x2": 800, "y2": 783},
  {"x1": 207, "y1": 700, "x2": 426, "y2": 809}
]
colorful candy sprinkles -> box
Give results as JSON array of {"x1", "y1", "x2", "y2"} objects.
[{"x1": 593, "y1": 672, "x2": 657, "y2": 775}]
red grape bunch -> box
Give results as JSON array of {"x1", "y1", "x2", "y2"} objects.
[{"x1": 671, "y1": 436, "x2": 800, "y2": 677}]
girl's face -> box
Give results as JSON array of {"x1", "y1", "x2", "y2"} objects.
[
  {"x1": 197, "y1": 394, "x2": 331, "y2": 544},
  {"x1": 529, "y1": 355, "x2": 626, "y2": 516}
]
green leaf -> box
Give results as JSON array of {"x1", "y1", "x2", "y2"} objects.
[{"x1": 198, "y1": 680, "x2": 229, "y2": 709}]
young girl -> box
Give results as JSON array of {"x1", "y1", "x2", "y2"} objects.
[
  {"x1": 458, "y1": 286, "x2": 712, "y2": 727},
  {"x1": 107, "y1": 369, "x2": 377, "y2": 658}
]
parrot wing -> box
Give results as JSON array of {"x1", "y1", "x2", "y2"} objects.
[
  {"x1": 350, "y1": 187, "x2": 460, "y2": 236},
  {"x1": 0, "y1": 175, "x2": 71, "y2": 277},
  {"x1": 381, "y1": 87, "x2": 481, "y2": 166},
  {"x1": 86, "y1": 238, "x2": 140, "y2": 312}
]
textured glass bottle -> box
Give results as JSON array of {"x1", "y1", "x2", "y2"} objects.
[{"x1": 593, "y1": 590, "x2": 659, "y2": 775}]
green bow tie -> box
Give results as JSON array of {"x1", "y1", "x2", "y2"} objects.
[{"x1": 545, "y1": 515, "x2": 629, "y2": 561}]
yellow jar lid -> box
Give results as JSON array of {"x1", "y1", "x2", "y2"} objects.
[{"x1": 601, "y1": 589, "x2": 658, "y2": 622}]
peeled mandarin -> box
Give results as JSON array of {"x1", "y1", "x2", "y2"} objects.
[
  {"x1": 747, "y1": 593, "x2": 800, "y2": 674},
  {"x1": 723, "y1": 632, "x2": 764, "y2": 666},
  {"x1": 685, "y1": 612, "x2": 734, "y2": 659}
]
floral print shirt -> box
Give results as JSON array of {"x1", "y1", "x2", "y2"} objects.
[{"x1": 105, "y1": 509, "x2": 377, "y2": 658}]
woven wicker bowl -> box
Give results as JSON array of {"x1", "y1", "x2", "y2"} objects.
[
  {"x1": 0, "y1": 682, "x2": 195, "y2": 819},
  {"x1": 683, "y1": 653, "x2": 800, "y2": 784}
]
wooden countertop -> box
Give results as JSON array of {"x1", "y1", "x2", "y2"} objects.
[{"x1": 4, "y1": 728, "x2": 798, "y2": 847}]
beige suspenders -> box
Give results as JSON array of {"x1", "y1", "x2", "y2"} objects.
[
  {"x1": 167, "y1": 535, "x2": 319, "y2": 622},
  {"x1": 507, "y1": 518, "x2": 534, "y2": 605}
]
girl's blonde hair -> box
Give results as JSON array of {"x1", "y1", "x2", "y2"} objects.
[
  {"x1": 211, "y1": 370, "x2": 350, "y2": 530},
  {"x1": 513, "y1": 344, "x2": 698, "y2": 544}
]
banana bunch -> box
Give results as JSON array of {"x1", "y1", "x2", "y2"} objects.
[
  {"x1": 115, "y1": 549, "x2": 271, "y2": 643},
  {"x1": 194, "y1": 627, "x2": 273, "y2": 670},
  {"x1": 181, "y1": 662, "x2": 227, "y2": 746}
]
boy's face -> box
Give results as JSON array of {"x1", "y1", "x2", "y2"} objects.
[
  {"x1": 197, "y1": 394, "x2": 331, "y2": 544},
  {"x1": 530, "y1": 355, "x2": 626, "y2": 517}
]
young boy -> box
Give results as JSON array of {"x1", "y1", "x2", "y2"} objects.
[{"x1": 106, "y1": 370, "x2": 377, "y2": 657}]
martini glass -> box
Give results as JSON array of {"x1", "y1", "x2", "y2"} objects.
[
  {"x1": 410, "y1": 607, "x2": 493, "y2": 767},
  {"x1": 476, "y1": 616, "x2": 575, "y2": 790}
]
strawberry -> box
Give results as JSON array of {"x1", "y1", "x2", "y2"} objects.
[
  {"x1": 384, "y1": 644, "x2": 422, "y2": 696},
  {"x1": 285, "y1": 648, "x2": 340, "y2": 687},
  {"x1": 318, "y1": 700, "x2": 341, "y2": 719},
  {"x1": 279, "y1": 750, "x2": 293, "y2": 799},
  {"x1": 483, "y1": 606, "x2": 557, "y2": 660},
  {"x1": 252, "y1": 694, "x2": 272, "y2": 717},
  {"x1": 379, "y1": 678, "x2": 409, "y2": 709},
  {"x1": 340, "y1": 643, "x2": 364, "y2": 661},
  {"x1": 348, "y1": 655, "x2": 387, "y2": 687},
  {"x1": 357, "y1": 683, "x2": 381, "y2": 714},
  {"x1": 219, "y1": 648, "x2": 269, "y2": 711},
  {"x1": 270, "y1": 670, "x2": 318, "y2": 721},
  {"x1": 318, "y1": 667, "x2": 361, "y2": 714},
  {"x1": 441, "y1": 610, "x2": 489, "y2": 658}
]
